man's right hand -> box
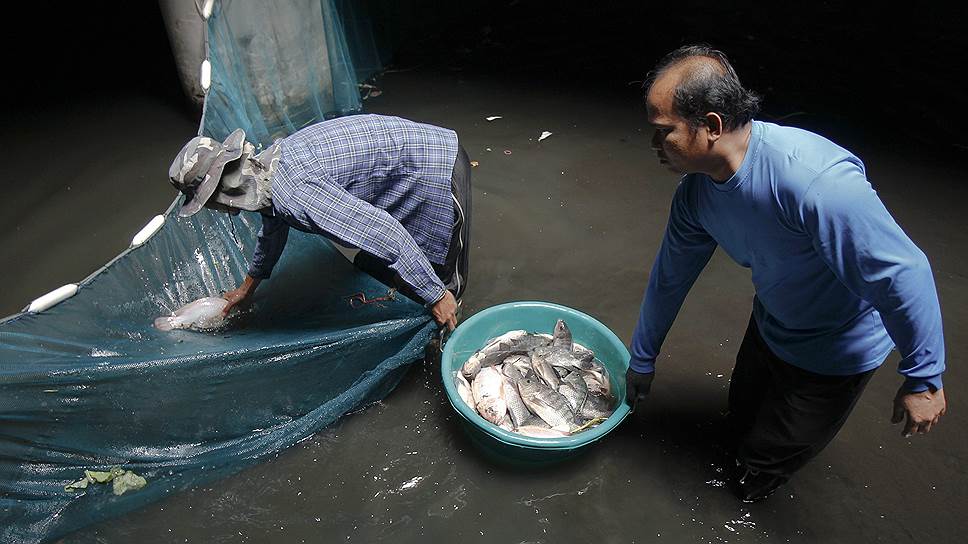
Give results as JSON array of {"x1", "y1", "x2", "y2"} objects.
[
  {"x1": 221, "y1": 275, "x2": 260, "y2": 316},
  {"x1": 892, "y1": 386, "x2": 946, "y2": 437},
  {"x1": 222, "y1": 288, "x2": 250, "y2": 316},
  {"x1": 625, "y1": 368, "x2": 655, "y2": 413},
  {"x1": 431, "y1": 290, "x2": 458, "y2": 331}
]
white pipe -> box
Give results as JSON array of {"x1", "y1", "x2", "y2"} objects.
[
  {"x1": 158, "y1": 0, "x2": 207, "y2": 108},
  {"x1": 131, "y1": 215, "x2": 166, "y2": 247},
  {"x1": 201, "y1": 0, "x2": 215, "y2": 19},
  {"x1": 200, "y1": 59, "x2": 211, "y2": 92},
  {"x1": 28, "y1": 284, "x2": 79, "y2": 314}
]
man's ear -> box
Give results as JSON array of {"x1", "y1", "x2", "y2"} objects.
[{"x1": 704, "y1": 112, "x2": 724, "y2": 142}]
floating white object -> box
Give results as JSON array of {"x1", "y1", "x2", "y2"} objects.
[
  {"x1": 485, "y1": 116, "x2": 502, "y2": 121},
  {"x1": 131, "y1": 215, "x2": 166, "y2": 247},
  {"x1": 538, "y1": 131, "x2": 553, "y2": 142},
  {"x1": 200, "y1": 59, "x2": 211, "y2": 91},
  {"x1": 201, "y1": 0, "x2": 215, "y2": 19},
  {"x1": 28, "y1": 284, "x2": 79, "y2": 314}
]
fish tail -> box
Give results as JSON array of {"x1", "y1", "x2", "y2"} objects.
[{"x1": 153, "y1": 317, "x2": 175, "y2": 331}]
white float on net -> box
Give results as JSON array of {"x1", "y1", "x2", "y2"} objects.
[
  {"x1": 28, "y1": 284, "x2": 79, "y2": 314},
  {"x1": 131, "y1": 215, "x2": 166, "y2": 247}
]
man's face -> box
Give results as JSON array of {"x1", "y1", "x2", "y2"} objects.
[{"x1": 646, "y1": 75, "x2": 708, "y2": 175}]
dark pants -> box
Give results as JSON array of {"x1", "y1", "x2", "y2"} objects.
[
  {"x1": 354, "y1": 145, "x2": 472, "y2": 303},
  {"x1": 727, "y1": 316, "x2": 876, "y2": 479}
]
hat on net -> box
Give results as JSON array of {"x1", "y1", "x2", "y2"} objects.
[{"x1": 168, "y1": 129, "x2": 246, "y2": 217}]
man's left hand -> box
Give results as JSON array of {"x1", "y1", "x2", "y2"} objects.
[
  {"x1": 432, "y1": 290, "x2": 458, "y2": 331},
  {"x1": 892, "y1": 386, "x2": 946, "y2": 437}
]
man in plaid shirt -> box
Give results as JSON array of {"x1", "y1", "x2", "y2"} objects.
[{"x1": 168, "y1": 114, "x2": 471, "y2": 330}]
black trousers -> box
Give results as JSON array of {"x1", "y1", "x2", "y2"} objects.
[
  {"x1": 727, "y1": 316, "x2": 876, "y2": 478},
  {"x1": 354, "y1": 145, "x2": 472, "y2": 303}
]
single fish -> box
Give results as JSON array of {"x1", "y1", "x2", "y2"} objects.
[
  {"x1": 515, "y1": 425, "x2": 571, "y2": 438},
  {"x1": 154, "y1": 297, "x2": 229, "y2": 332},
  {"x1": 479, "y1": 348, "x2": 530, "y2": 368},
  {"x1": 502, "y1": 380, "x2": 533, "y2": 429},
  {"x1": 492, "y1": 330, "x2": 529, "y2": 343},
  {"x1": 472, "y1": 367, "x2": 508, "y2": 426},
  {"x1": 581, "y1": 369, "x2": 611, "y2": 397},
  {"x1": 495, "y1": 363, "x2": 524, "y2": 383},
  {"x1": 516, "y1": 375, "x2": 576, "y2": 432},
  {"x1": 585, "y1": 359, "x2": 610, "y2": 391},
  {"x1": 530, "y1": 351, "x2": 561, "y2": 390},
  {"x1": 584, "y1": 357, "x2": 606, "y2": 374},
  {"x1": 455, "y1": 373, "x2": 474, "y2": 408},
  {"x1": 460, "y1": 349, "x2": 529, "y2": 383},
  {"x1": 572, "y1": 342, "x2": 596, "y2": 363},
  {"x1": 552, "y1": 319, "x2": 573, "y2": 350},
  {"x1": 533, "y1": 345, "x2": 595, "y2": 372},
  {"x1": 505, "y1": 333, "x2": 552, "y2": 352},
  {"x1": 504, "y1": 354, "x2": 531, "y2": 366},
  {"x1": 559, "y1": 371, "x2": 589, "y2": 413},
  {"x1": 461, "y1": 330, "x2": 530, "y2": 379},
  {"x1": 580, "y1": 392, "x2": 614, "y2": 420},
  {"x1": 504, "y1": 355, "x2": 531, "y2": 377}
]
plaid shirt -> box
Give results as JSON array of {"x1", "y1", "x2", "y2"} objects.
[{"x1": 248, "y1": 114, "x2": 459, "y2": 305}]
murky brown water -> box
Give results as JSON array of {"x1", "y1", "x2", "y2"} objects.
[{"x1": 4, "y1": 69, "x2": 966, "y2": 543}]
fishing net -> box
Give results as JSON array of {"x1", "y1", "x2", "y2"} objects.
[{"x1": 0, "y1": 2, "x2": 434, "y2": 542}]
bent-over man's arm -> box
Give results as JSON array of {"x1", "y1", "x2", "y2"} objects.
[
  {"x1": 287, "y1": 176, "x2": 448, "y2": 307},
  {"x1": 223, "y1": 213, "x2": 290, "y2": 314}
]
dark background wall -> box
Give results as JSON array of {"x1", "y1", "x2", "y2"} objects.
[
  {"x1": 376, "y1": 1, "x2": 967, "y2": 151},
  {"x1": 3, "y1": 1, "x2": 966, "y2": 151},
  {"x1": 5, "y1": 2, "x2": 185, "y2": 108}
]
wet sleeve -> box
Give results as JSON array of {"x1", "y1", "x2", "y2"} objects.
[
  {"x1": 629, "y1": 181, "x2": 718, "y2": 373},
  {"x1": 248, "y1": 213, "x2": 290, "y2": 280},
  {"x1": 799, "y1": 160, "x2": 945, "y2": 391},
  {"x1": 288, "y1": 178, "x2": 447, "y2": 305}
]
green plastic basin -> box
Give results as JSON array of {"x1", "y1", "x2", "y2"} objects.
[{"x1": 440, "y1": 301, "x2": 631, "y2": 464}]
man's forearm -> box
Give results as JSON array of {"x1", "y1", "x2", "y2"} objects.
[
  {"x1": 249, "y1": 215, "x2": 290, "y2": 280},
  {"x1": 222, "y1": 275, "x2": 262, "y2": 315},
  {"x1": 238, "y1": 275, "x2": 262, "y2": 296}
]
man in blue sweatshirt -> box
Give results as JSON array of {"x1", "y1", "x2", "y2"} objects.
[{"x1": 625, "y1": 45, "x2": 947, "y2": 502}]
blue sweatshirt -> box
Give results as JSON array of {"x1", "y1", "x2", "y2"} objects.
[{"x1": 630, "y1": 121, "x2": 945, "y2": 392}]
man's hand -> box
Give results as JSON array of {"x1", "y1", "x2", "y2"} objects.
[
  {"x1": 222, "y1": 288, "x2": 250, "y2": 316},
  {"x1": 221, "y1": 275, "x2": 261, "y2": 316},
  {"x1": 625, "y1": 368, "x2": 655, "y2": 413},
  {"x1": 431, "y1": 290, "x2": 458, "y2": 331},
  {"x1": 892, "y1": 386, "x2": 946, "y2": 437}
]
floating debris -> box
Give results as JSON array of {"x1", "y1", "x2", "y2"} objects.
[
  {"x1": 470, "y1": 161, "x2": 480, "y2": 168},
  {"x1": 359, "y1": 83, "x2": 382, "y2": 99},
  {"x1": 65, "y1": 467, "x2": 147, "y2": 496},
  {"x1": 485, "y1": 116, "x2": 503, "y2": 121},
  {"x1": 538, "y1": 131, "x2": 553, "y2": 142}
]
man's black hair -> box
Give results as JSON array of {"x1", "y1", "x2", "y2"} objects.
[{"x1": 644, "y1": 44, "x2": 762, "y2": 131}]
